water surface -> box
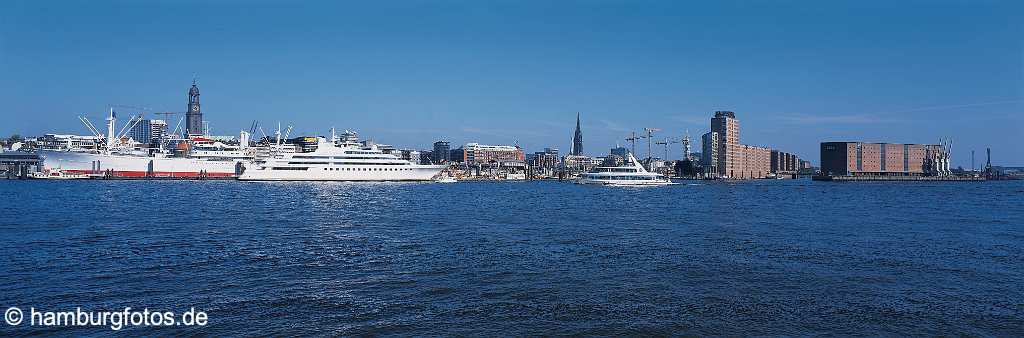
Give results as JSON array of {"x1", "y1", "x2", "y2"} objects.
[{"x1": 1, "y1": 179, "x2": 1022, "y2": 336}]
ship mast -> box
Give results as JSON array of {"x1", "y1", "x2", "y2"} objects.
[
  {"x1": 275, "y1": 122, "x2": 282, "y2": 146},
  {"x1": 106, "y1": 107, "x2": 116, "y2": 153}
]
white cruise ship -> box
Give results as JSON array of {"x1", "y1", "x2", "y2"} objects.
[
  {"x1": 577, "y1": 153, "x2": 675, "y2": 186},
  {"x1": 238, "y1": 137, "x2": 446, "y2": 181}
]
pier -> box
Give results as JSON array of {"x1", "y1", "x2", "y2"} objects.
[
  {"x1": 0, "y1": 153, "x2": 42, "y2": 179},
  {"x1": 812, "y1": 175, "x2": 986, "y2": 182}
]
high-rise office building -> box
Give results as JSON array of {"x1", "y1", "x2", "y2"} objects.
[
  {"x1": 610, "y1": 146, "x2": 630, "y2": 159},
  {"x1": 701, "y1": 131, "x2": 719, "y2": 177},
  {"x1": 432, "y1": 141, "x2": 451, "y2": 163},
  {"x1": 704, "y1": 111, "x2": 779, "y2": 179},
  {"x1": 128, "y1": 119, "x2": 167, "y2": 146},
  {"x1": 711, "y1": 111, "x2": 741, "y2": 178},
  {"x1": 531, "y1": 148, "x2": 560, "y2": 170}
]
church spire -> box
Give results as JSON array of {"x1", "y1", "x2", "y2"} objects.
[{"x1": 571, "y1": 112, "x2": 583, "y2": 156}]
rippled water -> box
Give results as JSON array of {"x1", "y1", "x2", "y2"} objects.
[{"x1": 1, "y1": 179, "x2": 1022, "y2": 336}]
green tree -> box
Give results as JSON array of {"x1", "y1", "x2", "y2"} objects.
[{"x1": 675, "y1": 159, "x2": 698, "y2": 178}]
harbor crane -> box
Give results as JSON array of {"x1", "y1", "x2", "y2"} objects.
[
  {"x1": 270, "y1": 122, "x2": 294, "y2": 146},
  {"x1": 76, "y1": 108, "x2": 144, "y2": 152},
  {"x1": 78, "y1": 116, "x2": 105, "y2": 139},
  {"x1": 114, "y1": 113, "x2": 145, "y2": 145},
  {"x1": 249, "y1": 120, "x2": 260, "y2": 136}
]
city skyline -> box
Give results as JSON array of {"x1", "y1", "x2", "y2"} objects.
[{"x1": 2, "y1": 1, "x2": 1022, "y2": 166}]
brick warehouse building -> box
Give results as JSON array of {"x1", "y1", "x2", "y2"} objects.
[
  {"x1": 742, "y1": 145, "x2": 771, "y2": 179},
  {"x1": 771, "y1": 150, "x2": 802, "y2": 174},
  {"x1": 820, "y1": 142, "x2": 942, "y2": 176},
  {"x1": 453, "y1": 143, "x2": 525, "y2": 165},
  {"x1": 708, "y1": 111, "x2": 774, "y2": 179}
]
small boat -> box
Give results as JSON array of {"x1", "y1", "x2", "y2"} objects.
[
  {"x1": 576, "y1": 153, "x2": 676, "y2": 186},
  {"x1": 504, "y1": 173, "x2": 526, "y2": 180},
  {"x1": 28, "y1": 169, "x2": 90, "y2": 180},
  {"x1": 435, "y1": 176, "x2": 457, "y2": 183}
]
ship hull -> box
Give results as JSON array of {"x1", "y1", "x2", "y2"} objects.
[
  {"x1": 576, "y1": 178, "x2": 676, "y2": 186},
  {"x1": 38, "y1": 150, "x2": 243, "y2": 178},
  {"x1": 238, "y1": 164, "x2": 446, "y2": 181}
]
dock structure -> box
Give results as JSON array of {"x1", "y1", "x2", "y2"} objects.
[
  {"x1": 0, "y1": 152, "x2": 42, "y2": 179},
  {"x1": 812, "y1": 175, "x2": 985, "y2": 182}
]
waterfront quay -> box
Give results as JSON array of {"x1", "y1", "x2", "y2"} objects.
[
  {"x1": 0, "y1": 152, "x2": 41, "y2": 179},
  {"x1": 0, "y1": 82, "x2": 1011, "y2": 182},
  {"x1": 812, "y1": 175, "x2": 986, "y2": 182}
]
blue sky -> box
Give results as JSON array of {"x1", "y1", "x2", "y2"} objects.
[{"x1": 2, "y1": 0, "x2": 1021, "y2": 166}]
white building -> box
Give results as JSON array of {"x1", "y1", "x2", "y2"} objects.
[{"x1": 37, "y1": 134, "x2": 106, "y2": 151}]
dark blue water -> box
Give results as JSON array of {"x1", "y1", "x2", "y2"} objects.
[{"x1": 1, "y1": 180, "x2": 1022, "y2": 336}]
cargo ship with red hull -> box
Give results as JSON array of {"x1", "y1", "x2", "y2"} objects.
[
  {"x1": 35, "y1": 80, "x2": 250, "y2": 179},
  {"x1": 38, "y1": 150, "x2": 243, "y2": 178}
]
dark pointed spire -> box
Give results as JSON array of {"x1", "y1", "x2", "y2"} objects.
[{"x1": 571, "y1": 112, "x2": 583, "y2": 156}]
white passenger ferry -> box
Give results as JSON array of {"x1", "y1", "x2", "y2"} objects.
[
  {"x1": 238, "y1": 137, "x2": 446, "y2": 181},
  {"x1": 577, "y1": 153, "x2": 675, "y2": 186}
]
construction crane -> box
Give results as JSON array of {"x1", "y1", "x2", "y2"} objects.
[
  {"x1": 153, "y1": 111, "x2": 180, "y2": 122},
  {"x1": 625, "y1": 131, "x2": 643, "y2": 156},
  {"x1": 108, "y1": 104, "x2": 152, "y2": 118},
  {"x1": 655, "y1": 137, "x2": 680, "y2": 161},
  {"x1": 643, "y1": 127, "x2": 660, "y2": 163}
]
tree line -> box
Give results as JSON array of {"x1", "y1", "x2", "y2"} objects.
[{"x1": 2, "y1": 134, "x2": 23, "y2": 146}]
